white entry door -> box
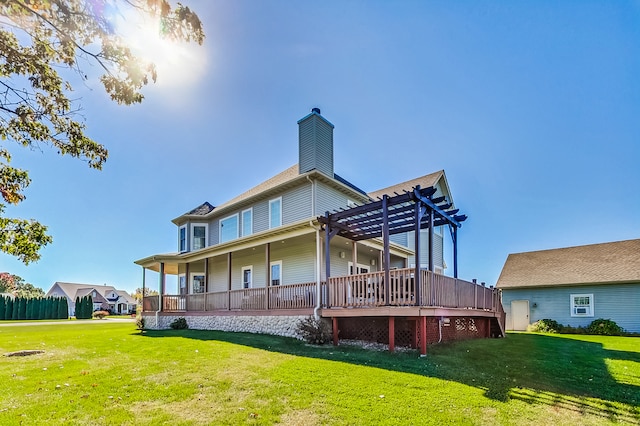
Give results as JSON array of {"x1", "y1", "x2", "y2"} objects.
[{"x1": 511, "y1": 300, "x2": 530, "y2": 331}]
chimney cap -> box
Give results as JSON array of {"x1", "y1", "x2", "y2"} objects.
[{"x1": 311, "y1": 107, "x2": 321, "y2": 115}]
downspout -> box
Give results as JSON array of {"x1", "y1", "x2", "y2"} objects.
[{"x1": 307, "y1": 175, "x2": 322, "y2": 319}]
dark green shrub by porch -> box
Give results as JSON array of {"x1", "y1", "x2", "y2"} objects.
[{"x1": 170, "y1": 317, "x2": 188, "y2": 329}]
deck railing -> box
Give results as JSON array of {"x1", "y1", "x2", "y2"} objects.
[{"x1": 143, "y1": 268, "x2": 502, "y2": 314}]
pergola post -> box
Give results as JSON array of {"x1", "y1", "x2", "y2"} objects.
[
  {"x1": 382, "y1": 195, "x2": 390, "y2": 305},
  {"x1": 414, "y1": 201, "x2": 421, "y2": 306},
  {"x1": 453, "y1": 226, "x2": 458, "y2": 279},
  {"x1": 325, "y1": 212, "x2": 332, "y2": 307}
]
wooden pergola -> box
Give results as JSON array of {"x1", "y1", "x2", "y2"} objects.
[{"x1": 319, "y1": 185, "x2": 467, "y2": 305}]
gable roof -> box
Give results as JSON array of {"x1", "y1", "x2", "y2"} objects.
[
  {"x1": 367, "y1": 170, "x2": 445, "y2": 201},
  {"x1": 47, "y1": 282, "x2": 133, "y2": 303},
  {"x1": 496, "y1": 239, "x2": 640, "y2": 289}
]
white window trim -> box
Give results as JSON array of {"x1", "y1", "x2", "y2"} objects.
[
  {"x1": 269, "y1": 197, "x2": 282, "y2": 229},
  {"x1": 570, "y1": 293, "x2": 594, "y2": 317},
  {"x1": 190, "y1": 272, "x2": 206, "y2": 294},
  {"x1": 190, "y1": 223, "x2": 208, "y2": 251},
  {"x1": 241, "y1": 265, "x2": 253, "y2": 289},
  {"x1": 270, "y1": 260, "x2": 282, "y2": 286},
  {"x1": 219, "y1": 213, "x2": 239, "y2": 243},
  {"x1": 178, "y1": 225, "x2": 187, "y2": 252},
  {"x1": 348, "y1": 261, "x2": 370, "y2": 275},
  {"x1": 241, "y1": 208, "x2": 253, "y2": 237}
]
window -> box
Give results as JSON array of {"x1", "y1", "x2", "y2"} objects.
[
  {"x1": 269, "y1": 197, "x2": 282, "y2": 228},
  {"x1": 191, "y1": 224, "x2": 208, "y2": 251},
  {"x1": 242, "y1": 266, "x2": 252, "y2": 289},
  {"x1": 219, "y1": 214, "x2": 239, "y2": 243},
  {"x1": 191, "y1": 274, "x2": 205, "y2": 294},
  {"x1": 348, "y1": 262, "x2": 369, "y2": 275},
  {"x1": 242, "y1": 208, "x2": 253, "y2": 237},
  {"x1": 178, "y1": 274, "x2": 186, "y2": 295},
  {"x1": 571, "y1": 294, "x2": 594, "y2": 317},
  {"x1": 270, "y1": 261, "x2": 282, "y2": 286},
  {"x1": 178, "y1": 225, "x2": 187, "y2": 252}
]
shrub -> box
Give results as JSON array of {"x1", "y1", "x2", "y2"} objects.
[
  {"x1": 170, "y1": 317, "x2": 188, "y2": 330},
  {"x1": 587, "y1": 318, "x2": 624, "y2": 336},
  {"x1": 296, "y1": 316, "x2": 332, "y2": 345},
  {"x1": 528, "y1": 319, "x2": 562, "y2": 333},
  {"x1": 136, "y1": 317, "x2": 145, "y2": 333},
  {"x1": 92, "y1": 310, "x2": 109, "y2": 320}
]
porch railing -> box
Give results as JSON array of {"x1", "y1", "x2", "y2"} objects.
[
  {"x1": 142, "y1": 268, "x2": 502, "y2": 314},
  {"x1": 326, "y1": 268, "x2": 500, "y2": 310}
]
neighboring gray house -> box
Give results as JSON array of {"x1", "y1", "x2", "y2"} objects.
[
  {"x1": 497, "y1": 239, "x2": 640, "y2": 333},
  {"x1": 46, "y1": 282, "x2": 136, "y2": 316}
]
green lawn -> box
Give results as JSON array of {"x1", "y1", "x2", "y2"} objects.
[{"x1": 0, "y1": 323, "x2": 638, "y2": 425}]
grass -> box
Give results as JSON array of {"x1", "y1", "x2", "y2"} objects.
[{"x1": 0, "y1": 323, "x2": 638, "y2": 425}]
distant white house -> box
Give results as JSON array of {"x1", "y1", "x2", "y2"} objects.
[{"x1": 46, "y1": 282, "x2": 136, "y2": 317}]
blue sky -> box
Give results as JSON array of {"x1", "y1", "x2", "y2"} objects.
[{"x1": 2, "y1": 1, "x2": 639, "y2": 294}]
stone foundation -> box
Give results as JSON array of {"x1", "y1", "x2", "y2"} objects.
[{"x1": 142, "y1": 313, "x2": 308, "y2": 339}]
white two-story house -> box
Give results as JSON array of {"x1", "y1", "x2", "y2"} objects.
[{"x1": 136, "y1": 109, "x2": 503, "y2": 353}]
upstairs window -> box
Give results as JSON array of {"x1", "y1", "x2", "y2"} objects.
[
  {"x1": 571, "y1": 294, "x2": 594, "y2": 317},
  {"x1": 219, "y1": 214, "x2": 239, "y2": 243},
  {"x1": 191, "y1": 224, "x2": 208, "y2": 251},
  {"x1": 242, "y1": 208, "x2": 253, "y2": 237},
  {"x1": 269, "y1": 197, "x2": 282, "y2": 228},
  {"x1": 178, "y1": 225, "x2": 187, "y2": 252}
]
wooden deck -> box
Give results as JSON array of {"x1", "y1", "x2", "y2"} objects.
[{"x1": 143, "y1": 268, "x2": 504, "y2": 323}]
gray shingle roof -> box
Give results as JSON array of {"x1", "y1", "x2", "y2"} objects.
[{"x1": 496, "y1": 239, "x2": 640, "y2": 289}]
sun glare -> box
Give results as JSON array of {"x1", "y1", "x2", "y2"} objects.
[{"x1": 113, "y1": 7, "x2": 207, "y2": 91}]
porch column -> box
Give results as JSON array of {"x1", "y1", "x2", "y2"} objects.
[
  {"x1": 204, "y1": 258, "x2": 209, "y2": 292},
  {"x1": 388, "y1": 316, "x2": 395, "y2": 352},
  {"x1": 159, "y1": 262, "x2": 165, "y2": 312},
  {"x1": 184, "y1": 263, "x2": 190, "y2": 295},
  {"x1": 265, "y1": 243, "x2": 271, "y2": 309},
  {"x1": 141, "y1": 266, "x2": 146, "y2": 312},
  {"x1": 227, "y1": 252, "x2": 232, "y2": 310}
]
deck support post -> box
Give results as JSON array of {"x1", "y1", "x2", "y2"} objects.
[
  {"x1": 388, "y1": 316, "x2": 395, "y2": 352},
  {"x1": 420, "y1": 316, "x2": 427, "y2": 355},
  {"x1": 332, "y1": 317, "x2": 339, "y2": 346}
]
